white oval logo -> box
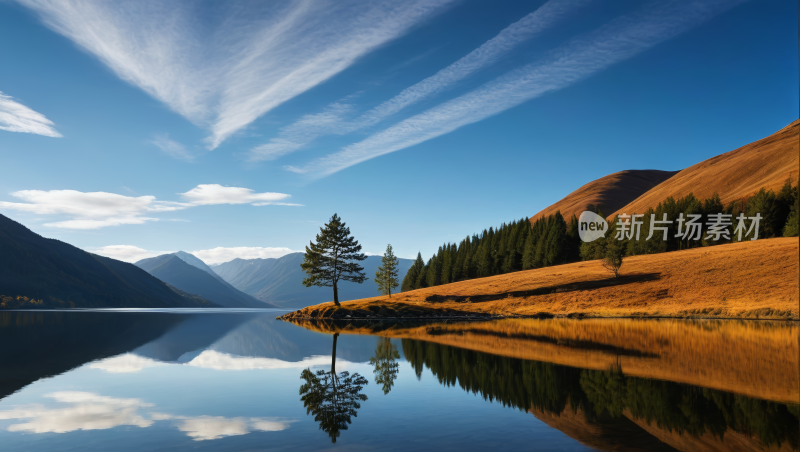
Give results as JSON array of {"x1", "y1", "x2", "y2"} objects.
[{"x1": 578, "y1": 211, "x2": 608, "y2": 242}]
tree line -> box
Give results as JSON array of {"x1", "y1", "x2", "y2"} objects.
[{"x1": 403, "y1": 178, "x2": 798, "y2": 291}]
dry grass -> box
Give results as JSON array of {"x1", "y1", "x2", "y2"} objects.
[
  {"x1": 530, "y1": 169, "x2": 677, "y2": 223},
  {"x1": 283, "y1": 237, "x2": 799, "y2": 321},
  {"x1": 611, "y1": 119, "x2": 799, "y2": 218}
]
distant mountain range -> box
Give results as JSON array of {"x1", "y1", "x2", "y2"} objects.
[
  {"x1": 135, "y1": 253, "x2": 277, "y2": 308},
  {"x1": 0, "y1": 214, "x2": 214, "y2": 308},
  {"x1": 213, "y1": 253, "x2": 413, "y2": 309}
]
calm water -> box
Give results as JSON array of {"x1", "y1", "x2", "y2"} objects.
[{"x1": 0, "y1": 310, "x2": 797, "y2": 451}]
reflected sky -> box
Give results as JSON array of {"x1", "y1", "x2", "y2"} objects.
[{"x1": 0, "y1": 311, "x2": 795, "y2": 451}]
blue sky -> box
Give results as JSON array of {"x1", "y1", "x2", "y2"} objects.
[{"x1": 0, "y1": 0, "x2": 796, "y2": 264}]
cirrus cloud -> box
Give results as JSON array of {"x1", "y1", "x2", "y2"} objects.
[{"x1": 0, "y1": 91, "x2": 62, "y2": 137}]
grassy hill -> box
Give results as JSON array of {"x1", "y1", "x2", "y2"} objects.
[
  {"x1": 611, "y1": 120, "x2": 799, "y2": 217},
  {"x1": 279, "y1": 237, "x2": 798, "y2": 320},
  {"x1": 530, "y1": 169, "x2": 678, "y2": 222}
]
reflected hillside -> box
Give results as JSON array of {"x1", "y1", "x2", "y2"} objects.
[
  {"x1": 403, "y1": 339, "x2": 799, "y2": 452},
  {"x1": 286, "y1": 318, "x2": 799, "y2": 404},
  {"x1": 0, "y1": 312, "x2": 188, "y2": 400}
]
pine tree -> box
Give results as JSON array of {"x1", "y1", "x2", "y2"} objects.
[
  {"x1": 375, "y1": 244, "x2": 400, "y2": 297},
  {"x1": 301, "y1": 213, "x2": 367, "y2": 306},
  {"x1": 401, "y1": 252, "x2": 425, "y2": 292}
]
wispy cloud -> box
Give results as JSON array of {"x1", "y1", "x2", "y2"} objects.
[
  {"x1": 17, "y1": 0, "x2": 456, "y2": 149},
  {"x1": 0, "y1": 91, "x2": 61, "y2": 137},
  {"x1": 150, "y1": 134, "x2": 194, "y2": 161},
  {"x1": 249, "y1": 0, "x2": 590, "y2": 162},
  {"x1": 294, "y1": 0, "x2": 747, "y2": 177},
  {"x1": 89, "y1": 245, "x2": 173, "y2": 263},
  {"x1": 0, "y1": 184, "x2": 295, "y2": 229}
]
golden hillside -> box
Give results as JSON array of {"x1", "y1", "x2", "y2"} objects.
[
  {"x1": 280, "y1": 237, "x2": 798, "y2": 321},
  {"x1": 529, "y1": 170, "x2": 678, "y2": 222},
  {"x1": 611, "y1": 120, "x2": 799, "y2": 217}
]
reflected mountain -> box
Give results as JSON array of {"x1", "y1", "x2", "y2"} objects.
[
  {"x1": 0, "y1": 311, "x2": 392, "y2": 404},
  {"x1": 0, "y1": 311, "x2": 188, "y2": 400}
]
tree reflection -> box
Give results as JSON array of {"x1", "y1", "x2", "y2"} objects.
[
  {"x1": 369, "y1": 337, "x2": 400, "y2": 395},
  {"x1": 299, "y1": 333, "x2": 368, "y2": 443}
]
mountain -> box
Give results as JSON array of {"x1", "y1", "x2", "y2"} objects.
[
  {"x1": 213, "y1": 253, "x2": 413, "y2": 309},
  {"x1": 173, "y1": 251, "x2": 231, "y2": 285},
  {"x1": 611, "y1": 120, "x2": 799, "y2": 217},
  {"x1": 0, "y1": 214, "x2": 213, "y2": 308},
  {"x1": 530, "y1": 170, "x2": 678, "y2": 222},
  {"x1": 135, "y1": 254, "x2": 277, "y2": 308}
]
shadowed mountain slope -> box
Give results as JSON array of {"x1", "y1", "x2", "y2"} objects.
[
  {"x1": 612, "y1": 120, "x2": 800, "y2": 217},
  {"x1": 136, "y1": 254, "x2": 276, "y2": 308},
  {"x1": 0, "y1": 214, "x2": 213, "y2": 308},
  {"x1": 530, "y1": 170, "x2": 679, "y2": 222},
  {"x1": 213, "y1": 253, "x2": 413, "y2": 309}
]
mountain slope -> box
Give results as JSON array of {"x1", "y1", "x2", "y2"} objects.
[
  {"x1": 136, "y1": 254, "x2": 276, "y2": 308},
  {"x1": 611, "y1": 120, "x2": 799, "y2": 217},
  {"x1": 530, "y1": 170, "x2": 679, "y2": 222},
  {"x1": 173, "y1": 251, "x2": 230, "y2": 284},
  {"x1": 214, "y1": 253, "x2": 413, "y2": 309},
  {"x1": 0, "y1": 214, "x2": 213, "y2": 308}
]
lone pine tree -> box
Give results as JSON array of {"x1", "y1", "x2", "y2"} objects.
[
  {"x1": 375, "y1": 244, "x2": 400, "y2": 297},
  {"x1": 301, "y1": 213, "x2": 367, "y2": 306}
]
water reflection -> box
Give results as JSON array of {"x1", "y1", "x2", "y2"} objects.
[
  {"x1": 403, "y1": 339, "x2": 800, "y2": 451},
  {"x1": 370, "y1": 337, "x2": 400, "y2": 394},
  {"x1": 0, "y1": 391, "x2": 290, "y2": 441},
  {"x1": 299, "y1": 333, "x2": 369, "y2": 443},
  {"x1": 0, "y1": 311, "x2": 795, "y2": 451}
]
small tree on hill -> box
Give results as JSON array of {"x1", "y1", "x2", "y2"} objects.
[
  {"x1": 302, "y1": 214, "x2": 367, "y2": 306},
  {"x1": 375, "y1": 244, "x2": 400, "y2": 297},
  {"x1": 602, "y1": 238, "x2": 625, "y2": 278}
]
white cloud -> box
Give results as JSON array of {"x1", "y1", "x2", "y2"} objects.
[
  {"x1": 179, "y1": 184, "x2": 292, "y2": 206},
  {"x1": 294, "y1": 0, "x2": 748, "y2": 176},
  {"x1": 0, "y1": 184, "x2": 294, "y2": 230},
  {"x1": 0, "y1": 392, "x2": 154, "y2": 433},
  {"x1": 190, "y1": 247, "x2": 296, "y2": 265},
  {"x1": 151, "y1": 134, "x2": 194, "y2": 161},
  {"x1": 0, "y1": 91, "x2": 61, "y2": 137},
  {"x1": 0, "y1": 391, "x2": 291, "y2": 441},
  {"x1": 16, "y1": 0, "x2": 456, "y2": 149},
  {"x1": 249, "y1": 0, "x2": 591, "y2": 162}
]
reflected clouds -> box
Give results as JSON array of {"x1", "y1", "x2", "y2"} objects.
[
  {"x1": 0, "y1": 392, "x2": 153, "y2": 433},
  {"x1": 0, "y1": 392, "x2": 291, "y2": 441},
  {"x1": 88, "y1": 351, "x2": 350, "y2": 373},
  {"x1": 88, "y1": 354, "x2": 168, "y2": 373}
]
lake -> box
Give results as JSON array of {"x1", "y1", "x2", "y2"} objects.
[{"x1": 0, "y1": 310, "x2": 796, "y2": 451}]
